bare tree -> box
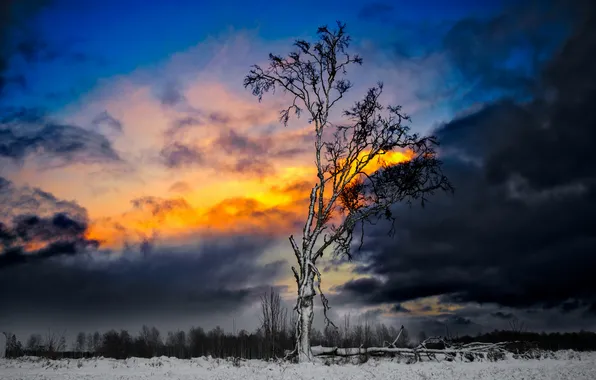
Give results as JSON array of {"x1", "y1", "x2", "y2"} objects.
[
  {"x1": 259, "y1": 288, "x2": 288, "y2": 359},
  {"x1": 509, "y1": 318, "x2": 526, "y2": 334},
  {"x1": 139, "y1": 325, "x2": 162, "y2": 357},
  {"x1": 26, "y1": 333, "x2": 42, "y2": 353},
  {"x1": 43, "y1": 329, "x2": 66, "y2": 355},
  {"x1": 244, "y1": 22, "x2": 452, "y2": 362},
  {"x1": 166, "y1": 330, "x2": 187, "y2": 358},
  {"x1": 74, "y1": 332, "x2": 86, "y2": 354},
  {"x1": 395, "y1": 326, "x2": 411, "y2": 348},
  {"x1": 340, "y1": 314, "x2": 351, "y2": 347},
  {"x1": 86, "y1": 333, "x2": 93, "y2": 353},
  {"x1": 375, "y1": 323, "x2": 392, "y2": 348},
  {"x1": 92, "y1": 331, "x2": 101, "y2": 352}
]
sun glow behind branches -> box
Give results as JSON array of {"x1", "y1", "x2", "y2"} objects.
[
  {"x1": 360, "y1": 149, "x2": 415, "y2": 175},
  {"x1": 84, "y1": 147, "x2": 414, "y2": 249}
]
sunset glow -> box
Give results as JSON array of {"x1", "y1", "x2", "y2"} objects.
[{"x1": 84, "y1": 148, "x2": 415, "y2": 249}]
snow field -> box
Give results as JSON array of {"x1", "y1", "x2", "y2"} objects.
[{"x1": 1, "y1": 351, "x2": 595, "y2": 380}]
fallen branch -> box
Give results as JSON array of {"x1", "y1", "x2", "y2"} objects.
[
  {"x1": 311, "y1": 335, "x2": 550, "y2": 362},
  {"x1": 313, "y1": 346, "x2": 497, "y2": 357},
  {"x1": 385, "y1": 325, "x2": 404, "y2": 348}
]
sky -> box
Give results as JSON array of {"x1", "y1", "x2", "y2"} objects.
[{"x1": 1, "y1": 0, "x2": 595, "y2": 342}]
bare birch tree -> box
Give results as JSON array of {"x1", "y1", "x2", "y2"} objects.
[{"x1": 244, "y1": 22, "x2": 452, "y2": 362}]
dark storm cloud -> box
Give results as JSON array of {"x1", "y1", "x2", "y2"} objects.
[
  {"x1": 334, "y1": 1, "x2": 596, "y2": 316},
  {"x1": 407, "y1": 314, "x2": 485, "y2": 338},
  {"x1": 0, "y1": 119, "x2": 122, "y2": 164},
  {"x1": 1, "y1": 1, "x2": 99, "y2": 99},
  {"x1": 407, "y1": 300, "x2": 596, "y2": 336},
  {"x1": 0, "y1": 177, "x2": 98, "y2": 269},
  {"x1": 0, "y1": 106, "x2": 44, "y2": 124},
  {"x1": 0, "y1": 2, "x2": 128, "y2": 171},
  {"x1": 15, "y1": 38, "x2": 55, "y2": 63},
  {"x1": 0, "y1": 234, "x2": 286, "y2": 319},
  {"x1": 0, "y1": 0, "x2": 50, "y2": 96},
  {"x1": 391, "y1": 303, "x2": 411, "y2": 313},
  {"x1": 448, "y1": 316, "x2": 472, "y2": 326},
  {"x1": 491, "y1": 312, "x2": 515, "y2": 320},
  {"x1": 441, "y1": 0, "x2": 581, "y2": 104},
  {"x1": 0, "y1": 236, "x2": 98, "y2": 269},
  {"x1": 1, "y1": 105, "x2": 122, "y2": 166}
]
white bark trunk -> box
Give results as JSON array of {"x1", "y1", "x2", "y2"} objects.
[{"x1": 297, "y1": 272, "x2": 315, "y2": 362}]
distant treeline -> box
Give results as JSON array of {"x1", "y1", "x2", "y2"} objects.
[
  {"x1": 3, "y1": 319, "x2": 410, "y2": 360},
  {"x1": 3, "y1": 290, "x2": 596, "y2": 360},
  {"x1": 5, "y1": 327, "x2": 596, "y2": 360},
  {"x1": 4, "y1": 326, "x2": 293, "y2": 360}
]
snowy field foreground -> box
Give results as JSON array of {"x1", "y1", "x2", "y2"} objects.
[{"x1": 1, "y1": 351, "x2": 595, "y2": 380}]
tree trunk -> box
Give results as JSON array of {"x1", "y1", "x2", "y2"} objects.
[{"x1": 297, "y1": 271, "x2": 315, "y2": 362}]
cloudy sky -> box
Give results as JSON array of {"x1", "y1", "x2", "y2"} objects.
[{"x1": 1, "y1": 0, "x2": 595, "y2": 340}]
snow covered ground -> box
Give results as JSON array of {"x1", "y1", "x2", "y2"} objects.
[{"x1": 1, "y1": 351, "x2": 595, "y2": 380}]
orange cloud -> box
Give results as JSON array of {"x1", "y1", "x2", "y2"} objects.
[
  {"x1": 202, "y1": 197, "x2": 303, "y2": 235},
  {"x1": 365, "y1": 150, "x2": 415, "y2": 172},
  {"x1": 86, "y1": 178, "x2": 312, "y2": 248},
  {"x1": 343, "y1": 149, "x2": 415, "y2": 183},
  {"x1": 86, "y1": 147, "x2": 415, "y2": 249}
]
